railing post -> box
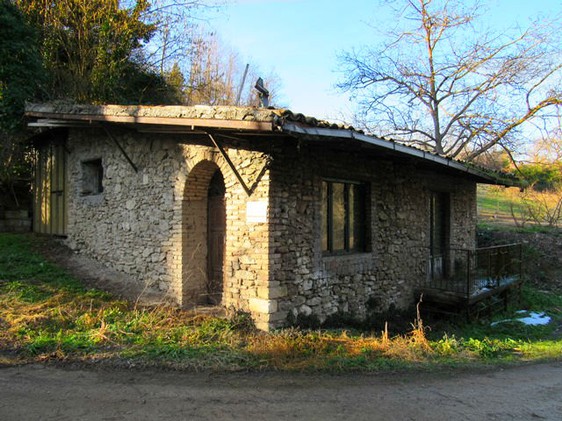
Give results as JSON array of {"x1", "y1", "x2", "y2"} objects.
[{"x1": 418, "y1": 243, "x2": 523, "y2": 320}]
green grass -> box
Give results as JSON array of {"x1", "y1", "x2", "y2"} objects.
[
  {"x1": 478, "y1": 186, "x2": 519, "y2": 216},
  {"x1": 427, "y1": 284, "x2": 562, "y2": 361},
  {"x1": 478, "y1": 184, "x2": 562, "y2": 229},
  {"x1": 1, "y1": 233, "x2": 561, "y2": 371}
]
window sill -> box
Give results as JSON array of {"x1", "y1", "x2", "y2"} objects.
[
  {"x1": 80, "y1": 193, "x2": 104, "y2": 206},
  {"x1": 322, "y1": 251, "x2": 371, "y2": 259}
]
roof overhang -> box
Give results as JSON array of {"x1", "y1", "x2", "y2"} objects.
[
  {"x1": 279, "y1": 122, "x2": 516, "y2": 186},
  {"x1": 25, "y1": 103, "x2": 518, "y2": 187},
  {"x1": 26, "y1": 109, "x2": 276, "y2": 133}
]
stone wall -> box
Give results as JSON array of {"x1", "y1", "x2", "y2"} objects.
[
  {"x1": 64, "y1": 128, "x2": 273, "y2": 329},
  {"x1": 66, "y1": 129, "x2": 177, "y2": 293},
  {"x1": 268, "y1": 141, "x2": 477, "y2": 328},
  {"x1": 62, "y1": 128, "x2": 477, "y2": 331}
]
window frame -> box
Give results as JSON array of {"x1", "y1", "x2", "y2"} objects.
[
  {"x1": 81, "y1": 158, "x2": 104, "y2": 196},
  {"x1": 322, "y1": 178, "x2": 368, "y2": 255}
]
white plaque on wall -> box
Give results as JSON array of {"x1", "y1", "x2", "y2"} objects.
[{"x1": 246, "y1": 201, "x2": 268, "y2": 223}]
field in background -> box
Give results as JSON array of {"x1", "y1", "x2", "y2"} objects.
[
  {"x1": 478, "y1": 185, "x2": 562, "y2": 229},
  {"x1": 478, "y1": 185, "x2": 521, "y2": 225},
  {"x1": 477, "y1": 183, "x2": 562, "y2": 303}
]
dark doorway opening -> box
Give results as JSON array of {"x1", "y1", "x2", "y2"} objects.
[
  {"x1": 206, "y1": 170, "x2": 226, "y2": 305},
  {"x1": 429, "y1": 191, "x2": 450, "y2": 280}
]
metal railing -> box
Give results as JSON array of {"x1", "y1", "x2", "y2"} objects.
[{"x1": 422, "y1": 244, "x2": 522, "y2": 297}]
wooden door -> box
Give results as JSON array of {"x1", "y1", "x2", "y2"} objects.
[
  {"x1": 206, "y1": 171, "x2": 226, "y2": 305},
  {"x1": 34, "y1": 137, "x2": 67, "y2": 236}
]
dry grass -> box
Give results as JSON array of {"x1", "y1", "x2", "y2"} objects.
[
  {"x1": 0, "y1": 273, "x2": 442, "y2": 370},
  {"x1": 2, "y1": 233, "x2": 562, "y2": 371}
]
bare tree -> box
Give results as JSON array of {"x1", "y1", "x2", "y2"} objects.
[
  {"x1": 338, "y1": 0, "x2": 562, "y2": 160},
  {"x1": 141, "y1": 0, "x2": 222, "y2": 72},
  {"x1": 526, "y1": 115, "x2": 562, "y2": 164},
  {"x1": 181, "y1": 32, "x2": 282, "y2": 107}
]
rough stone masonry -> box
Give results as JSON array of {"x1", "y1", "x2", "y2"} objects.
[
  {"x1": 27, "y1": 103, "x2": 480, "y2": 331},
  {"x1": 61, "y1": 125, "x2": 475, "y2": 330}
]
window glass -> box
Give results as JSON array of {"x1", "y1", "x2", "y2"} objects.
[
  {"x1": 332, "y1": 183, "x2": 345, "y2": 251},
  {"x1": 350, "y1": 184, "x2": 365, "y2": 251},
  {"x1": 322, "y1": 180, "x2": 367, "y2": 253}
]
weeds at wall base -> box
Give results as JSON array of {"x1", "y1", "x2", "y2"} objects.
[{"x1": 1, "y1": 233, "x2": 562, "y2": 371}]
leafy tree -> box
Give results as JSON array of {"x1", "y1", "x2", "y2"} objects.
[
  {"x1": 164, "y1": 61, "x2": 187, "y2": 103},
  {"x1": 116, "y1": 59, "x2": 184, "y2": 105},
  {"x1": 517, "y1": 132, "x2": 562, "y2": 191},
  {"x1": 517, "y1": 163, "x2": 562, "y2": 192},
  {"x1": 2, "y1": 0, "x2": 221, "y2": 209},
  {"x1": 338, "y1": 0, "x2": 562, "y2": 160},
  {"x1": 15, "y1": 0, "x2": 163, "y2": 103},
  {"x1": 0, "y1": 0, "x2": 44, "y2": 131},
  {"x1": 0, "y1": 0, "x2": 45, "y2": 208}
]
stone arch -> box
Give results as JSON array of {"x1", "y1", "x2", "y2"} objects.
[{"x1": 182, "y1": 159, "x2": 226, "y2": 306}]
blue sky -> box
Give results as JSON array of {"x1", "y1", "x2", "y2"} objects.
[{"x1": 212, "y1": 0, "x2": 562, "y2": 122}]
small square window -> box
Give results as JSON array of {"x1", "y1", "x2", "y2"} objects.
[{"x1": 81, "y1": 159, "x2": 103, "y2": 195}]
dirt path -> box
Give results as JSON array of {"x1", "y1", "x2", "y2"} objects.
[{"x1": 1, "y1": 362, "x2": 562, "y2": 420}]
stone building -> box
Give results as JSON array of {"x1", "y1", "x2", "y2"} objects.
[{"x1": 26, "y1": 103, "x2": 512, "y2": 330}]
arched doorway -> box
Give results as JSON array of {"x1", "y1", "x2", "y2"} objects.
[
  {"x1": 206, "y1": 170, "x2": 225, "y2": 304},
  {"x1": 182, "y1": 161, "x2": 226, "y2": 307}
]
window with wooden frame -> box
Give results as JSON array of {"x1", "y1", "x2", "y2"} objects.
[
  {"x1": 81, "y1": 159, "x2": 103, "y2": 195},
  {"x1": 321, "y1": 180, "x2": 367, "y2": 253}
]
